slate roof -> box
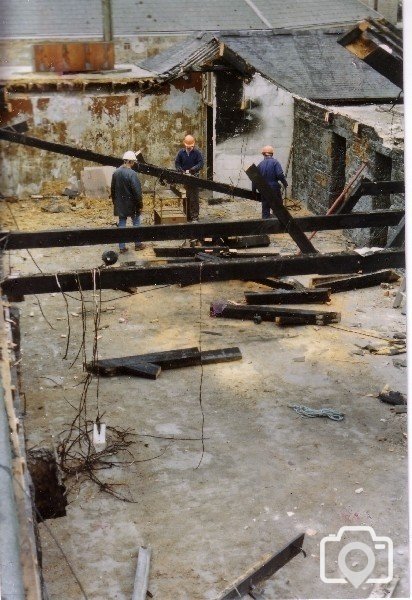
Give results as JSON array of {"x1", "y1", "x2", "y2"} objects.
[
  {"x1": 141, "y1": 30, "x2": 401, "y2": 101},
  {"x1": 0, "y1": 0, "x2": 377, "y2": 39}
]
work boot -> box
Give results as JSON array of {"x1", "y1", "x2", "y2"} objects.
[
  {"x1": 119, "y1": 248, "x2": 129, "y2": 254},
  {"x1": 135, "y1": 243, "x2": 146, "y2": 251}
]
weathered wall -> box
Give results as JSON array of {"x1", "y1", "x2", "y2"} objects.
[
  {"x1": 214, "y1": 73, "x2": 294, "y2": 191},
  {"x1": 292, "y1": 98, "x2": 404, "y2": 245},
  {"x1": 0, "y1": 73, "x2": 205, "y2": 196},
  {"x1": 0, "y1": 35, "x2": 188, "y2": 68},
  {"x1": 360, "y1": 0, "x2": 400, "y2": 23}
]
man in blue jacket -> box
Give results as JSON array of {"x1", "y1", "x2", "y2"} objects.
[
  {"x1": 175, "y1": 134, "x2": 204, "y2": 221},
  {"x1": 111, "y1": 150, "x2": 145, "y2": 253},
  {"x1": 252, "y1": 145, "x2": 288, "y2": 219}
]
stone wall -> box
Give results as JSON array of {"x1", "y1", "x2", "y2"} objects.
[
  {"x1": 292, "y1": 98, "x2": 404, "y2": 246},
  {"x1": 0, "y1": 73, "x2": 205, "y2": 196}
]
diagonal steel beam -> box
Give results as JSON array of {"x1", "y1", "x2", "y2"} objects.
[
  {"x1": 0, "y1": 127, "x2": 255, "y2": 200},
  {"x1": 245, "y1": 164, "x2": 317, "y2": 253}
]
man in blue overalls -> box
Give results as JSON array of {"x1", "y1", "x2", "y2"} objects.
[
  {"x1": 252, "y1": 145, "x2": 288, "y2": 219},
  {"x1": 175, "y1": 135, "x2": 204, "y2": 222}
]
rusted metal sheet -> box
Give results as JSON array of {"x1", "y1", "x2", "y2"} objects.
[{"x1": 33, "y1": 42, "x2": 115, "y2": 73}]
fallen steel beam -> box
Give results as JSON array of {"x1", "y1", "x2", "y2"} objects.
[
  {"x1": 1, "y1": 250, "x2": 405, "y2": 297},
  {"x1": 216, "y1": 533, "x2": 305, "y2": 600},
  {"x1": 87, "y1": 347, "x2": 242, "y2": 378},
  {"x1": 153, "y1": 246, "x2": 229, "y2": 257},
  {"x1": 1, "y1": 210, "x2": 404, "y2": 250},
  {"x1": 211, "y1": 303, "x2": 340, "y2": 325},
  {"x1": 246, "y1": 164, "x2": 317, "y2": 253},
  {"x1": 246, "y1": 278, "x2": 300, "y2": 290},
  {"x1": 245, "y1": 288, "x2": 331, "y2": 304},
  {"x1": 0, "y1": 127, "x2": 255, "y2": 201},
  {"x1": 310, "y1": 269, "x2": 400, "y2": 293}
]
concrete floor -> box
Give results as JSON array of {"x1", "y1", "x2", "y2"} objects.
[{"x1": 4, "y1": 198, "x2": 408, "y2": 599}]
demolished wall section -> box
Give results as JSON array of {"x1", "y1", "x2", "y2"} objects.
[
  {"x1": 292, "y1": 98, "x2": 404, "y2": 245},
  {"x1": 0, "y1": 73, "x2": 205, "y2": 196}
]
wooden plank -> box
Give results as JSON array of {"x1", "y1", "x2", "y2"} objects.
[
  {"x1": 211, "y1": 303, "x2": 340, "y2": 324},
  {"x1": 217, "y1": 533, "x2": 305, "y2": 600},
  {"x1": 246, "y1": 164, "x2": 318, "y2": 254},
  {"x1": 200, "y1": 347, "x2": 242, "y2": 364},
  {"x1": 132, "y1": 546, "x2": 151, "y2": 600},
  {"x1": 311, "y1": 270, "x2": 400, "y2": 293},
  {"x1": 1, "y1": 210, "x2": 404, "y2": 250},
  {"x1": 1, "y1": 250, "x2": 405, "y2": 297},
  {"x1": 245, "y1": 288, "x2": 331, "y2": 304}
]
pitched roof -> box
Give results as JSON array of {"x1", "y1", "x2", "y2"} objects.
[
  {"x1": 140, "y1": 30, "x2": 401, "y2": 102},
  {"x1": 0, "y1": 0, "x2": 377, "y2": 39}
]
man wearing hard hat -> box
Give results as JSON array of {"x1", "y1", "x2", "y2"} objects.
[
  {"x1": 175, "y1": 134, "x2": 204, "y2": 222},
  {"x1": 111, "y1": 151, "x2": 145, "y2": 253},
  {"x1": 252, "y1": 146, "x2": 288, "y2": 219}
]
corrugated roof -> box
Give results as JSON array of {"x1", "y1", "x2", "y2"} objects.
[
  {"x1": 141, "y1": 30, "x2": 401, "y2": 101},
  {"x1": 140, "y1": 35, "x2": 219, "y2": 78},
  {"x1": 0, "y1": 0, "x2": 378, "y2": 39},
  {"x1": 0, "y1": 0, "x2": 103, "y2": 39}
]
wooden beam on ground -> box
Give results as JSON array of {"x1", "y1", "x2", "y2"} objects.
[
  {"x1": 386, "y1": 216, "x2": 405, "y2": 248},
  {"x1": 245, "y1": 164, "x2": 318, "y2": 253},
  {"x1": 153, "y1": 246, "x2": 229, "y2": 257},
  {"x1": 0, "y1": 127, "x2": 255, "y2": 201},
  {"x1": 310, "y1": 269, "x2": 400, "y2": 293},
  {"x1": 216, "y1": 533, "x2": 305, "y2": 600},
  {"x1": 1, "y1": 210, "x2": 403, "y2": 250},
  {"x1": 245, "y1": 288, "x2": 331, "y2": 304},
  {"x1": 132, "y1": 546, "x2": 151, "y2": 600},
  {"x1": 211, "y1": 303, "x2": 340, "y2": 325},
  {"x1": 1, "y1": 250, "x2": 405, "y2": 297}
]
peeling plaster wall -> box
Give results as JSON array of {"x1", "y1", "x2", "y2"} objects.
[
  {"x1": 214, "y1": 73, "x2": 294, "y2": 191},
  {"x1": 0, "y1": 74, "x2": 205, "y2": 196},
  {"x1": 292, "y1": 98, "x2": 404, "y2": 246}
]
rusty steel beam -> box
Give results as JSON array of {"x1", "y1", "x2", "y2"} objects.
[{"x1": 1, "y1": 249, "x2": 405, "y2": 298}]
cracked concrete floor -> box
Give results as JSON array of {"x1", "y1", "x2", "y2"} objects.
[{"x1": 3, "y1": 197, "x2": 408, "y2": 599}]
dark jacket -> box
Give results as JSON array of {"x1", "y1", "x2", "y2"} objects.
[
  {"x1": 252, "y1": 156, "x2": 288, "y2": 196},
  {"x1": 175, "y1": 147, "x2": 204, "y2": 175},
  {"x1": 111, "y1": 165, "x2": 143, "y2": 217}
]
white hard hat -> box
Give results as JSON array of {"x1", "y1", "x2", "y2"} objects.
[{"x1": 122, "y1": 150, "x2": 137, "y2": 161}]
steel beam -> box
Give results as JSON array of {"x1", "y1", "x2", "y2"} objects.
[
  {"x1": 1, "y1": 249, "x2": 405, "y2": 297},
  {"x1": 0, "y1": 210, "x2": 404, "y2": 251},
  {"x1": 0, "y1": 128, "x2": 255, "y2": 200},
  {"x1": 246, "y1": 164, "x2": 317, "y2": 253}
]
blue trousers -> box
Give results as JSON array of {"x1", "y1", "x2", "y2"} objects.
[
  {"x1": 118, "y1": 214, "x2": 141, "y2": 250},
  {"x1": 261, "y1": 188, "x2": 283, "y2": 219}
]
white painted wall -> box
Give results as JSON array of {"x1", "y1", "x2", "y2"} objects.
[{"x1": 214, "y1": 73, "x2": 294, "y2": 191}]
